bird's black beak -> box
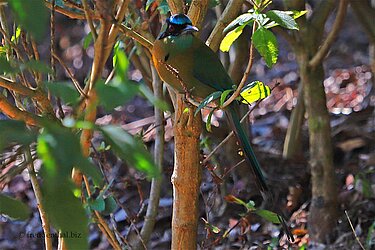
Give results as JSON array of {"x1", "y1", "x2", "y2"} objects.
[
  {"x1": 181, "y1": 24, "x2": 199, "y2": 33},
  {"x1": 158, "y1": 31, "x2": 168, "y2": 40}
]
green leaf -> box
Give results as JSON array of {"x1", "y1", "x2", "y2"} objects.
[
  {"x1": 83, "y1": 32, "x2": 93, "y2": 49},
  {"x1": 0, "y1": 193, "x2": 31, "y2": 220},
  {"x1": 37, "y1": 119, "x2": 105, "y2": 249},
  {"x1": 0, "y1": 57, "x2": 17, "y2": 74},
  {"x1": 96, "y1": 78, "x2": 139, "y2": 112},
  {"x1": 224, "y1": 12, "x2": 256, "y2": 33},
  {"x1": 8, "y1": 0, "x2": 48, "y2": 41},
  {"x1": 292, "y1": 10, "x2": 308, "y2": 19},
  {"x1": 44, "y1": 82, "x2": 80, "y2": 105},
  {"x1": 220, "y1": 89, "x2": 234, "y2": 106},
  {"x1": 252, "y1": 26, "x2": 278, "y2": 68},
  {"x1": 22, "y1": 60, "x2": 53, "y2": 74},
  {"x1": 194, "y1": 91, "x2": 222, "y2": 116},
  {"x1": 255, "y1": 209, "x2": 281, "y2": 224},
  {"x1": 37, "y1": 120, "x2": 103, "y2": 185},
  {"x1": 113, "y1": 44, "x2": 129, "y2": 79},
  {"x1": 220, "y1": 26, "x2": 245, "y2": 52},
  {"x1": 100, "y1": 125, "x2": 160, "y2": 178},
  {"x1": 266, "y1": 10, "x2": 299, "y2": 30},
  {"x1": 103, "y1": 196, "x2": 118, "y2": 215},
  {"x1": 0, "y1": 120, "x2": 37, "y2": 151},
  {"x1": 88, "y1": 197, "x2": 105, "y2": 212},
  {"x1": 11, "y1": 26, "x2": 21, "y2": 43},
  {"x1": 41, "y1": 180, "x2": 88, "y2": 250},
  {"x1": 205, "y1": 109, "x2": 215, "y2": 132},
  {"x1": 139, "y1": 84, "x2": 169, "y2": 111}
]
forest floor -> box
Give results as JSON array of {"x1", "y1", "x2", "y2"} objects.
[{"x1": 1, "y1": 9, "x2": 374, "y2": 250}]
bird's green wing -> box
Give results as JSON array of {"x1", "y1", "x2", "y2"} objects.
[{"x1": 192, "y1": 38, "x2": 233, "y2": 92}]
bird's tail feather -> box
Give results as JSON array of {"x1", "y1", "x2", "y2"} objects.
[{"x1": 225, "y1": 103, "x2": 294, "y2": 242}]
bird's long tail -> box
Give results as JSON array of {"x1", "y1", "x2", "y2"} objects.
[{"x1": 225, "y1": 103, "x2": 294, "y2": 241}]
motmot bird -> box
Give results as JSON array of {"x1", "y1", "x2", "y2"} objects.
[{"x1": 152, "y1": 14, "x2": 293, "y2": 241}]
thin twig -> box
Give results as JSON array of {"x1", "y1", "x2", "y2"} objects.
[
  {"x1": 221, "y1": 23, "x2": 257, "y2": 108},
  {"x1": 345, "y1": 210, "x2": 365, "y2": 250},
  {"x1": 118, "y1": 24, "x2": 153, "y2": 52},
  {"x1": 52, "y1": 52, "x2": 87, "y2": 97},
  {"x1": 82, "y1": 0, "x2": 98, "y2": 41}
]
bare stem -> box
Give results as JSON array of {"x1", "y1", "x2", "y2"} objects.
[
  {"x1": 25, "y1": 147, "x2": 53, "y2": 250},
  {"x1": 344, "y1": 210, "x2": 365, "y2": 250},
  {"x1": 309, "y1": 0, "x2": 348, "y2": 68},
  {"x1": 82, "y1": 0, "x2": 98, "y2": 40}
]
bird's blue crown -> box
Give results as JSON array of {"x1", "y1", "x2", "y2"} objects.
[{"x1": 167, "y1": 14, "x2": 192, "y2": 26}]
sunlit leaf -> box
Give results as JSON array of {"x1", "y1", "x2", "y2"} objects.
[
  {"x1": 292, "y1": 10, "x2": 308, "y2": 19},
  {"x1": 145, "y1": 0, "x2": 155, "y2": 11},
  {"x1": 0, "y1": 194, "x2": 31, "y2": 220},
  {"x1": 11, "y1": 26, "x2": 21, "y2": 43},
  {"x1": 220, "y1": 26, "x2": 245, "y2": 52},
  {"x1": 252, "y1": 26, "x2": 278, "y2": 67}
]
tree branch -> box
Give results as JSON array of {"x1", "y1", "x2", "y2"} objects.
[
  {"x1": 167, "y1": 0, "x2": 184, "y2": 13},
  {"x1": 309, "y1": 0, "x2": 336, "y2": 31},
  {"x1": 188, "y1": 0, "x2": 209, "y2": 29},
  {"x1": 309, "y1": 0, "x2": 348, "y2": 68},
  {"x1": 118, "y1": 24, "x2": 154, "y2": 52},
  {"x1": 0, "y1": 77, "x2": 36, "y2": 96},
  {"x1": 0, "y1": 94, "x2": 39, "y2": 126},
  {"x1": 135, "y1": 66, "x2": 165, "y2": 249}
]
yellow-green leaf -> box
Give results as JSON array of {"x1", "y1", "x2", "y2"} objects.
[{"x1": 220, "y1": 26, "x2": 244, "y2": 52}]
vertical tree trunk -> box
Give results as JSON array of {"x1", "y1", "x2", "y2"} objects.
[
  {"x1": 299, "y1": 55, "x2": 338, "y2": 242},
  {"x1": 171, "y1": 96, "x2": 202, "y2": 249}
]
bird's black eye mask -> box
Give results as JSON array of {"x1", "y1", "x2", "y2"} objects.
[{"x1": 158, "y1": 21, "x2": 185, "y2": 39}]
